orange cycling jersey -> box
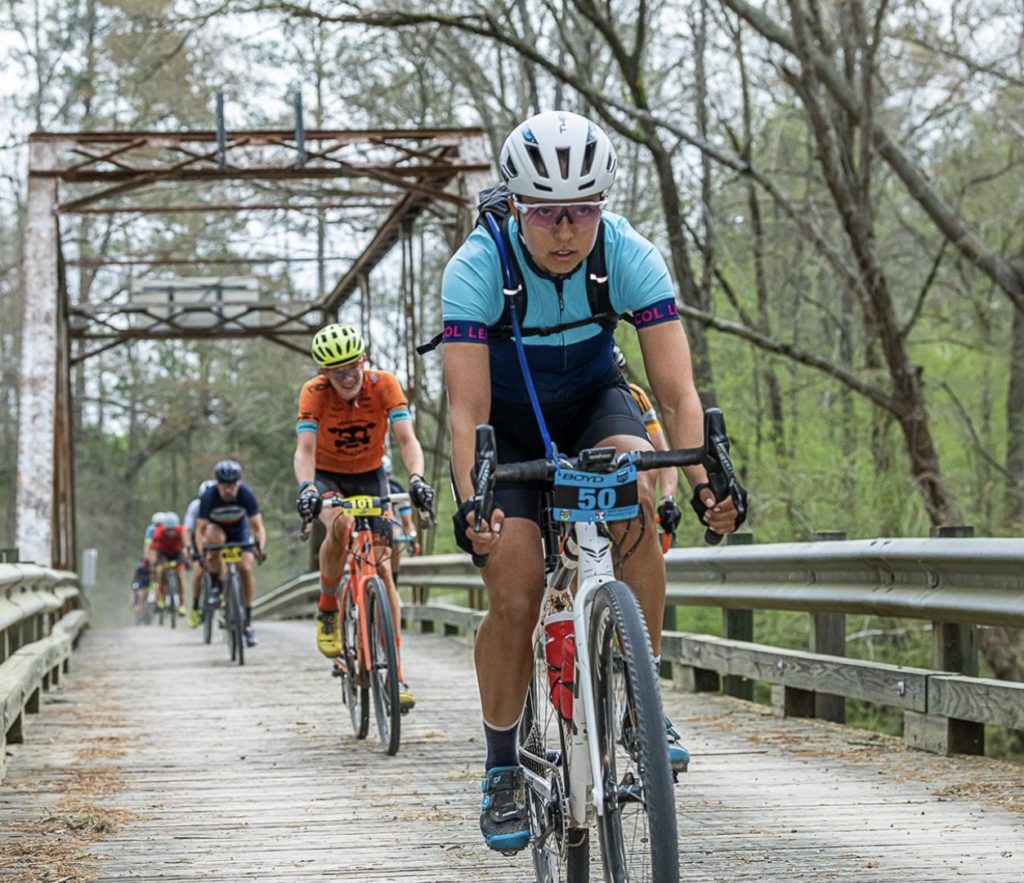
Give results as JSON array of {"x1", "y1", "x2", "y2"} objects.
[
  {"x1": 628, "y1": 382, "x2": 662, "y2": 436},
  {"x1": 296, "y1": 369, "x2": 410, "y2": 473}
]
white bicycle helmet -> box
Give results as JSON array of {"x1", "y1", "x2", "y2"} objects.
[{"x1": 499, "y1": 111, "x2": 617, "y2": 200}]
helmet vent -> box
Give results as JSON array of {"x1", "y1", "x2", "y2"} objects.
[
  {"x1": 578, "y1": 179, "x2": 595, "y2": 192},
  {"x1": 581, "y1": 140, "x2": 596, "y2": 176},
  {"x1": 556, "y1": 147, "x2": 571, "y2": 179},
  {"x1": 525, "y1": 143, "x2": 548, "y2": 178}
]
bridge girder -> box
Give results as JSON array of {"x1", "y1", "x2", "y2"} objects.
[{"x1": 17, "y1": 127, "x2": 493, "y2": 568}]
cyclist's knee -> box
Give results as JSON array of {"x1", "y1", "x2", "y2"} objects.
[
  {"x1": 485, "y1": 583, "x2": 542, "y2": 633},
  {"x1": 327, "y1": 512, "x2": 352, "y2": 542}
]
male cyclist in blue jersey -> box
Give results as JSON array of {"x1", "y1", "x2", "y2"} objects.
[
  {"x1": 440, "y1": 111, "x2": 742, "y2": 852},
  {"x1": 197, "y1": 460, "x2": 267, "y2": 648}
]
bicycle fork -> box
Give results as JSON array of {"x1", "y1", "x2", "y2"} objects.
[{"x1": 568, "y1": 521, "x2": 618, "y2": 821}]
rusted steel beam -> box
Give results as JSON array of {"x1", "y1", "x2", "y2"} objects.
[
  {"x1": 322, "y1": 173, "x2": 456, "y2": 312},
  {"x1": 61, "y1": 200, "x2": 394, "y2": 214},
  {"x1": 68, "y1": 255, "x2": 353, "y2": 267},
  {"x1": 56, "y1": 142, "x2": 241, "y2": 212},
  {"x1": 29, "y1": 127, "x2": 484, "y2": 146}
]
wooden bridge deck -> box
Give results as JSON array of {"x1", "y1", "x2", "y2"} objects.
[{"x1": 2, "y1": 621, "x2": 1023, "y2": 882}]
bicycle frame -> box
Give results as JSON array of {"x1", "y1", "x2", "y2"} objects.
[
  {"x1": 525, "y1": 520, "x2": 617, "y2": 828},
  {"x1": 342, "y1": 521, "x2": 386, "y2": 681}
]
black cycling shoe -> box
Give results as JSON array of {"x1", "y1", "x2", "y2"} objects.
[{"x1": 479, "y1": 765, "x2": 530, "y2": 854}]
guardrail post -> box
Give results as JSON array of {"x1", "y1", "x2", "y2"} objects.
[
  {"x1": 904, "y1": 524, "x2": 984, "y2": 756},
  {"x1": 722, "y1": 532, "x2": 754, "y2": 701},
  {"x1": 810, "y1": 530, "x2": 846, "y2": 723}
]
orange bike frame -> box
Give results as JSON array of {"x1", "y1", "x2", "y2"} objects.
[{"x1": 340, "y1": 519, "x2": 388, "y2": 681}]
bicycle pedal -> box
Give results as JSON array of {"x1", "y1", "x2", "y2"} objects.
[{"x1": 332, "y1": 659, "x2": 348, "y2": 677}]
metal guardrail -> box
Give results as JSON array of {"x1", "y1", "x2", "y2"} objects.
[
  {"x1": 0, "y1": 564, "x2": 89, "y2": 781},
  {"x1": 257, "y1": 537, "x2": 1024, "y2": 757}
]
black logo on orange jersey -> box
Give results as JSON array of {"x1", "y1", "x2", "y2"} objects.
[{"x1": 327, "y1": 422, "x2": 378, "y2": 449}]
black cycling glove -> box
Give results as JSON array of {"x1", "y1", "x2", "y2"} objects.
[
  {"x1": 657, "y1": 497, "x2": 682, "y2": 535},
  {"x1": 452, "y1": 499, "x2": 476, "y2": 556},
  {"x1": 409, "y1": 476, "x2": 436, "y2": 512},
  {"x1": 296, "y1": 484, "x2": 323, "y2": 519}
]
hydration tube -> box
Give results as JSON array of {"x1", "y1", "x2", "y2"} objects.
[{"x1": 484, "y1": 214, "x2": 555, "y2": 460}]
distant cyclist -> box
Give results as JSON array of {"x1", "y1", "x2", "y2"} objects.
[
  {"x1": 147, "y1": 512, "x2": 187, "y2": 615},
  {"x1": 613, "y1": 345, "x2": 682, "y2": 540},
  {"x1": 293, "y1": 323, "x2": 435, "y2": 712},
  {"x1": 197, "y1": 460, "x2": 266, "y2": 648},
  {"x1": 184, "y1": 480, "x2": 216, "y2": 628},
  {"x1": 130, "y1": 558, "x2": 151, "y2": 620}
]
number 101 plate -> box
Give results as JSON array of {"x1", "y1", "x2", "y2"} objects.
[{"x1": 551, "y1": 463, "x2": 640, "y2": 523}]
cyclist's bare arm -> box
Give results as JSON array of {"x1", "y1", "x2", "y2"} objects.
[
  {"x1": 249, "y1": 513, "x2": 267, "y2": 551},
  {"x1": 648, "y1": 426, "x2": 679, "y2": 499},
  {"x1": 641, "y1": 322, "x2": 741, "y2": 534},
  {"x1": 639, "y1": 321, "x2": 707, "y2": 489},
  {"x1": 391, "y1": 418, "x2": 426, "y2": 479},
  {"x1": 293, "y1": 431, "x2": 317, "y2": 486},
  {"x1": 444, "y1": 342, "x2": 492, "y2": 502}
]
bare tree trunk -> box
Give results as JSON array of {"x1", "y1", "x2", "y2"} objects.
[{"x1": 1007, "y1": 304, "x2": 1024, "y2": 528}]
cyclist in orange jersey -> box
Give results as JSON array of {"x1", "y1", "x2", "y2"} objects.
[{"x1": 293, "y1": 323, "x2": 435, "y2": 711}]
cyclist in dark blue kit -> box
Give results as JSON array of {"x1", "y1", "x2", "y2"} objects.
[
  {"x1": 197, "y1": 460, "x2": 267, "y2": 648},
  {"x1": 439, "y1": 111, "x2": 743, "y2": 852}
]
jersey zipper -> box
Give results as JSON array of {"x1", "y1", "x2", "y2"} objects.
[{"x1": 554, "y1": 277, "x2": 567, "y2": 371}]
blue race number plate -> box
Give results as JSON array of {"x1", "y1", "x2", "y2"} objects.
[{"x1": 551, "y1": 462, "x2": 640, "y2": 522}]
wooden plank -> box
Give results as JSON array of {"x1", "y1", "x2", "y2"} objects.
[
  {"x1": 929, "y1": 674, "x2": 1024, "y2": 729},
  {"x1": 661, "y1": 632, "x2": 930, "y2": 711}
]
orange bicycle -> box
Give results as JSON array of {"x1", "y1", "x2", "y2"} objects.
[{"x1": 303, "y1": 492, "x2": 432, "y2": 755}]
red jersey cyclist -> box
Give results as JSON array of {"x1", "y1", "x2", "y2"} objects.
[{"x1": 147, "y1": 512, "x2": 188, "y2": 616}]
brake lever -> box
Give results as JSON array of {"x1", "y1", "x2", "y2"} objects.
[
  {"x1": 472, "y1": 425, "x2": 497, "y2": 533},
  {"x1": 702, "y1": 408, "x2": 747, "y2": 545}
]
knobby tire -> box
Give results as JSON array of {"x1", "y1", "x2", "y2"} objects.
[
  {"x1": 228, "y1": 569, "x2": 245, "y2": 666},
  {"x1": 341, "y1": 581, "x2": 369, "y2": 739},
  {"x1": 367, "y1": 577, "x2": 401, "y2": 756},
  {"x1": 589, "y1": 581, "x2": 679, "y2": 883}
]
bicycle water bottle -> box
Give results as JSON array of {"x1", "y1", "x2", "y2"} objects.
[{"x1": 543, "y1": 611, "x2": 575, "y2": 720}]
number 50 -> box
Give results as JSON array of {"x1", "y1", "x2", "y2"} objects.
[{"x1": 579, "y1": 488, "x2": 616, "y2": 509}]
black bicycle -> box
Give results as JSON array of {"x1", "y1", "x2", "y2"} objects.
[
  {"x1": 203, "y1": 542, "x2": 253, "y2": 665},
  {"x1": 197, "y1": 569, "x2": 222, "y2": 645}
]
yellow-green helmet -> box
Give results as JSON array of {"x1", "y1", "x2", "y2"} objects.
[{"x1": 311, "y1": 323, "x2": 365, "y2": 368}]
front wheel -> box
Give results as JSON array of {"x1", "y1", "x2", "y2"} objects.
[
  {"x1": 226, "y1": 569, "x2": 245, "y2": 666},
  {"x1": 589, "y1": 581, "x2": 679, "y2": 883},
  {"x1": 518, "y1": 633, "x2": 578, "y2": 881},
  {"x1": 367, "y1": 577, "x2": 401, "y2": 755},
  {"x1": 166, "y1": 570, "x2": 180, "y2": 629},
  {"x1": 200, "y1": 573, "x2": 215, "y2": 644}
]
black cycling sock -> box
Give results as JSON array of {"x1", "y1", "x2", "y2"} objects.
[
  {"x1": 484, "y1": 720, "x2": 519, "y2": 769},
  {"x1": 245, "y1": 606, "x2": 252, "y2": 626}
]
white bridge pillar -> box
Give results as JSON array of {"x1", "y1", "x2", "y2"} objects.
[{"x1": 16, "y1": 141, "x2": 61, "y2": 566}]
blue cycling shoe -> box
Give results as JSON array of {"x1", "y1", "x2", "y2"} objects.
[
  {"x1": 480, "y1": 765, "x2": 530, "y2": 854},
  {"x1": 666, "y1": 718, "x2": 690, "y2": 774}
]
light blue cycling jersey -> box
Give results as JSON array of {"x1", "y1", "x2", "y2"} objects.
[{"x1": 441, "y1": 211, "x2": 679, "y2": 405}]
